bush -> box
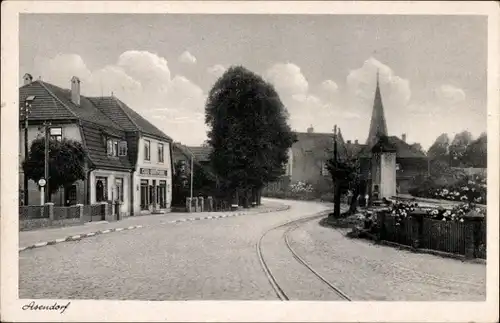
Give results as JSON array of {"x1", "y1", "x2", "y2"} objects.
[{"x1": 409, "y1": 174, "x2": 487, "y2": 204}]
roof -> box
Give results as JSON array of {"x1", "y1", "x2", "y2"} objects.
[
  {"x1": 19, "y1": 81, "x2": 77, "y2": 121},
  {"x1": 358, "y1": 136, "x2": 427, "y2": 159},
  {"x1": 366, "y1": 72, "x2": 389, "y2": 147},
  {"x1": 19, "y1": 79, "x2": 171, "y2": 171},
  {"x1": 186, "y1": 146, "x2": 212, "y2": 162},
  {"x1": 89, "y1": 96, "x2": 173, "y2": 142},
  {"x1": 293, "y1": 131, "x2": 348, "y2": 161},
  {"x1": 79, "y1": 120, "x2": 133, "y2": 170}
]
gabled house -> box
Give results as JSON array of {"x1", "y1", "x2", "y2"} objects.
[{"x1": 19, "y1": 74, "x2": 174, "y2": 215}]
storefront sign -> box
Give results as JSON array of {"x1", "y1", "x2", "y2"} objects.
[{"x1": 140, "y1": 168, "x2": 168, "y2": 177}]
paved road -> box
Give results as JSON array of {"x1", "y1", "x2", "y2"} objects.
[{"x1": 19, "y1": 199, "x2": 485, "y2": 301}]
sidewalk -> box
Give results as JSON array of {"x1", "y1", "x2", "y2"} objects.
[{"x1": 19, "y1": 201, "x2": 289, "y2": 251}]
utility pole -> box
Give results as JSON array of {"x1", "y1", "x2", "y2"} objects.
[
  {"x1": 44, "y1": 121, "x2": 51, "y2": 203},
  {"x1": 22, "y1": 96, "x2": 35, "y2": 205},
  {"x1": 190, "y1": 153, "x2": 194, "y2": 202},
  {"x1": 333, "y1": 125, "x2": 341, "y2": 218}
]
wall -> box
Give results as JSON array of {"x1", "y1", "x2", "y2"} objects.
[
  {"x1": 19, "y1": 123, "x2": 82, "y2": 205},
  {"x1": 89, "y1": 169, "x2": 131, "y2": 215},
  {"x1": 380, "y1": 153, "x2": 397, "y2": 198},
  {"x1": 133, "y1": 135, "x2": 173, "y2": 213},
  {"x1": 290, "y1": 137, "x2": 331, "y2": 193}
]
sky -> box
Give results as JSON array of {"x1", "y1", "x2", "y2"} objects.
[{"x1": 19, "y1": 14, "x2": 487, "y2": 149}]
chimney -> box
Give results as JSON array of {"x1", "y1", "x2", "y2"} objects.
[
  {"x1": 23, "y1": 73, "x2": 33, "y2": 85},
  {"x1": 355, "y1": 139, "x2": 358, "y2": 145},
  {"x1": 402, "y1": 133, "x2": 407, "y2": 142},
  {"x1": 307, "y1": 125, "x2": 314, "y2": 133},
  {"x1": 71, "y1": 76, "x2": 81, "y2": 106},
  {"x1": 347, "y1": 140, "x2": 352, "y2": 144}
]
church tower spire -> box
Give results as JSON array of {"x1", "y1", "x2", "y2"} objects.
[{"x1": 366, "y1": 69, "x2": 388, "y2": 147}]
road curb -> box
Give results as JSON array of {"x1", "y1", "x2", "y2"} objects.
[
  {"x1": 19, "y1": 225, "x2": 144, "y2": 253},
  {"x1": 19, "y1": 205, "x2": 290, "y2": 253}
]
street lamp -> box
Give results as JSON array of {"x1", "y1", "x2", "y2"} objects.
[{"x1": 22, "y1": 95, "x2": 36, "y2": 205}]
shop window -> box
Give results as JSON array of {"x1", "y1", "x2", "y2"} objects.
[
  {"x1": 144, "y1": 140, "x2": 151, "y2": 161},
  {"x1": 115, "y1": 178, "x2": 124, "y2": 202},
  {"x1": 50, "y1": 127, "x2": 62, "y2": 141}
]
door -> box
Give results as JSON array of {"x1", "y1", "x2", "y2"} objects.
[
  {"x1": 140, "y1": 179, "x2": 149, "y2": 210},
  {"x1": 159, "y1": 180, "x2": 166, "y2": 208}
]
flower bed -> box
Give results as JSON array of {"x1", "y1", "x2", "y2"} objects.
[
  {"x1": 409, "y1": 174, "x2": 487, "y2": 204},
  {"x1": 388, "y1": 201, "x2": 486, "y2": 225}
]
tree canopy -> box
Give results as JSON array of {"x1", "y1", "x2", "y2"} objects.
[
  {"x1": 428, "y1": 131, "x2": 486, "y2": 168},
  {"x1": 22, "y1": 138, "x2": 86, "y2": 196},
  {"x1": 205, "y1": 65, "x2": 296, "y2": 195}
]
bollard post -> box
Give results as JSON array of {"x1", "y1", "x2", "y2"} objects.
[
  {"x1": 207, "y1": 196, "x2": 213, "y2": 212},
  {"x1": 198, "y1": 197, "x2": 204, "y2": 212},
  {"x1": 186, "y1": 197, "x2": 192, "y2": 213},
  {"x1": 76, "y1": 203, "x2": 84, "y2": 224},
  {"x1": 45, "y1": 202, "x2": 55, "y2": 225}
]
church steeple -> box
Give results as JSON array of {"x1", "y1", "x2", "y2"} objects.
[{"x1": 366, "y1": 69, "x2": 388, "y2": 147}]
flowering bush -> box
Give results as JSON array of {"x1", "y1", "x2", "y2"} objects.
[
  {"x1": 388, "y1": 202, "x2": 418, "y2": 225},
  {"x1": 409, "y1": 174, "x2": 487, "y2": 204},
  {"x1": 289, "y1": 181, "x2": 314, "y2": 194},
  {"x1": 425, "y1": 204, "x2": 486, "y2": 222},
  {"x1": 385, "y1": 201, "x2": 486, "y2": 225}
]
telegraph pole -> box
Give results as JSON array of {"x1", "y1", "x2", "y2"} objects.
[
  {"x1": 22, "y1": 96, "x2": 35, "y2": 205},
  {"x1": 333, "y1": 125, "x2": 341, "y2": 218},
  {"x1": 44, "y1": 121, "x2": 51, "y2": 203}
]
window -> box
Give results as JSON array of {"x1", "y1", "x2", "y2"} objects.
[
  {"x1": 50, "y1": 127, "x2": 62, "y2": 141},
  {"x1": 321, "y1": 162, "x2": 329, "y2": 176},
  {"x1": 107, "y1": 139, "x2": 117, "y2": 156},
  {"x1": 144, "y1": 140, "x2": 151, "y2": 161},
  {"x1": 158, "y1": 143, "x2": 164, "y2": 163},
  {"x1": 118, "y1": 141, "x2": 128, "y2": 156},
  {"x1": 115, "y1": 178, "x2": 124, "y2": 202},
  {"x1": 95, "y1": 177, "x2": 108, "y2": 202}
]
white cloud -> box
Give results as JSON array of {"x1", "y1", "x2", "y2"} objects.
[
  {"x1": 434, "y1": 84, "x2": 466, "y2": 105},
  {"x1": 346, "y1": 57, "x2": 411, "y2": 109},
  {"x1": 35, "y1": 51, "x2": 207, "y2": 145},
  {"x1": 178, "y1": 51, "x2": 197, "y2": 65},
  {"x1": 265, "y1": 63, "x2": 309, "y2": 96},
  {"x1": 207, "y1": 64, "x2": 226, "y2": 78},
  {"x1": 264, "y1": 62, "x2": 356, "y2": 133}
]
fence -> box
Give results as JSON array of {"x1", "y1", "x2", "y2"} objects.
[
  {"x1": 378, "y1": 210, "x2": 486, "y2": 259},
  {"x1": 20, "y1": 202, "x2": 112, "y2": 231}
]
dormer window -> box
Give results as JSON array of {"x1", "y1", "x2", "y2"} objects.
[
  {"x1": 118, "y1": 141, "x2": 128, "y2": 156},
  {"x1": 107, "y1": 139, "x2": 127, "y2": 157}
]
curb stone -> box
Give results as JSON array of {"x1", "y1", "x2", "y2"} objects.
[{"x1": 19, "y1": 204, "x2": 291, "y2": 253}]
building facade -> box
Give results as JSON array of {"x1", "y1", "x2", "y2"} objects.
[{"x1": 19, "y1": 74, "x2": 174, "y2": 216}]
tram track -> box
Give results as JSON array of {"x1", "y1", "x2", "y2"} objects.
[{"x1": 256, "y1": 210, "x2": 352, "y2": 301}]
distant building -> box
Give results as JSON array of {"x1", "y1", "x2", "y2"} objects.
[
  {"x1": 19, "y1": 74, "x2": 174, "y2": 215},
  {"x1": 269, "y1": 72, "x2": 428, "y2": 196}
]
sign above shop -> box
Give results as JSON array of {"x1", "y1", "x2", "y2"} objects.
[{"x1": 140, "y1": 168, "x2": 168, "y2": 177}]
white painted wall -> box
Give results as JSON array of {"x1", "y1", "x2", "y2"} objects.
[
  {"x1": 89, "y1": 169, "x2": 131, "y2": 215},
  {"x1": 380, "y1": 153, "x2": 397, "y2": 198},
  {"x1": 133, "y1": 135, "x2": 173, "y2": 213}
]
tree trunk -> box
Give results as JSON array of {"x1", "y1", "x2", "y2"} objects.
[
  {"x1": 231, "y1": 190, "x2": 239, "y2": 211},
  {"x1": 333, "y1": 181, "x2": 342, "y2": 218},
  {"x1": 349, "y1": 184, "x2": 360, "y2": 214},
  {"x1": 243, "y1": 187, "x2": 250, "y2": 208},
  {"x1": 257, "y1": 187, "x2": 263, "y2": 205},
  {"x1": 251, "y1": 187, "x2": 257, "y2": 207}
]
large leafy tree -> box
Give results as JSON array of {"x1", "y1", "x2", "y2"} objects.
[
  {"x1": 463, "y1": 132, "x2": 487, "y2": 168},
  {"x1": 326, "y1": 153, "x2": 360, "y2": 217},
  {"x1": 205, "y1": 66, "x2": 296, "y2": 206},
  {"x1": 22, "y1": 138, "x2": 86, "y2": 199},
  {"x1": 449, "y1": 130, "x2": 473, "y2": 167},
  {"x1": 427, "y1": 133, "x2": 450, "y2": 162}
]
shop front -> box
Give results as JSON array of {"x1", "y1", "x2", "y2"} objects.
[
  {"x1": 135, "y1": 167, "x2": 171, "y2": 214},
  {"x1": 89, "y1": 169, "x2": 131, "y2": 216}
]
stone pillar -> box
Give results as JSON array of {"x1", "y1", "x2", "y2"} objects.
[
  {"x1": 45, "y1": 202, "x2": 55, "y2": 224},
  {"x1": 193, "y1": 197, "x2": 199, "y2": 212},
  {"x1": 186, "y1": 197, "x2": 192, "y2": 213},
  {"x1": 104, "y1": 202, "x2": 112, "y2": 221},
  {"x1": 207, "y1": 196, "x2": 213, "y2": 212},
  {"x1": 198, "y1": 197, "x2": 204, "y2": 212},
  {"x1": 76, "y1": 203, "x2": 84, "y2": 223}
]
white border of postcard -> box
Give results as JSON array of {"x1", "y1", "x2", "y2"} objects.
[{"x1": 2, "y1": 1, "x2": 499, "y2": 322}]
